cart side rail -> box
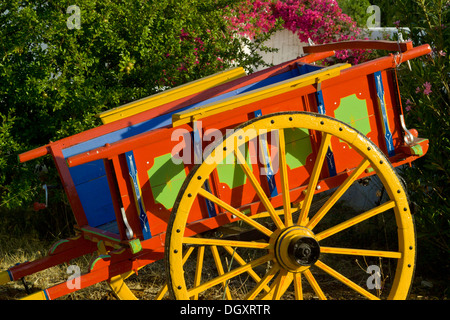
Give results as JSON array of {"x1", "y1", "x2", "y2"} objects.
[
  {"x1": 303, "y1": 40, "x2": 414, "y2": 54},
  {"x1": 18, "y1": 55, "x2": 329, "y2": 165}
]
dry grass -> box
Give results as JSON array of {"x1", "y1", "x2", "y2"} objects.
[
  {"x1": 0, "y1": 233, "x2": 362, "y2": 300},
  {"x1": 0, "y1": 209, "x2": 447, "y2": 301},
  {"x1": 0, "y1": 234, "x2": 446, "y2": 300},
  {"x1": 0, "y1": 235, "x2": 114, "y2": 300}
]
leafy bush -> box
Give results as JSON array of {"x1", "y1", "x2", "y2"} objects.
[
  {"x1": 388, "y1": 0, "x2": 449, "y2": 271},
  {"x1": 337, "y1": 0, "x2": 372, "y2": 27},
  {"x1": 0, "y1": 0, "x2": 275, "y2": 210}
]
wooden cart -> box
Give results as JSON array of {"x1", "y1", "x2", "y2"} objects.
[{"x1": 1, "y1": 40, "x2": 431, "y2": 300}]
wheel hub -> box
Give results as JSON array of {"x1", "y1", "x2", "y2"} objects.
[{"x1": 274, "y1": 226, "x2": 320, "y2": 272}]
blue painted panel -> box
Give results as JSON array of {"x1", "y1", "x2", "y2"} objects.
[
  {"x1": 297, "y1": 63, "x2": 323, "y2": 75},
  {"x1": 69, "y1": 160, "x2": 106, "y2": 186},
  {"x1": 97, "y1": 221, "x2": 119, "y2": 234},
  {"x1": 254, "y1": 110, "x2": 278, "y2": 197},
  {"x1": 315, "y1": 90, "x2": 337, "y2": 177},
  {"x1": 374, "y1": 71, "x2": 395, "y2": 157},
  {"x1": 75, "y1": 175, "x2": 116, "y2": 227},
  {"x1": 192, "y1": 123, "x2": 217, "y2": 217},
  {"x1": 125, "y1": 150, "x2": 152, "y2": 239}
]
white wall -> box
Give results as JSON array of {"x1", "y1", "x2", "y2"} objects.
[{"x1": 256, "y1": 29, "x2": 306, "y2": 69}]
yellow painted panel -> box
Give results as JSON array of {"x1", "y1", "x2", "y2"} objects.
[
  {"x1": 172, "y1": 63, "x2": 351, "y2": 127},
  {"x1": 20, "y1": 290, "x2": 48, "y2": 300},
  {"x1": 98, "y1": 67, "x2": 246, "y2": 124},
  {"x1": 0, "y1": 270, "x2": 11, "y2": 285}
]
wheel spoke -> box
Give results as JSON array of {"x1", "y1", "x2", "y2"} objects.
[
  {"x1": 193, "y1": 246, "x2": 205, "y2": 300},
  {"x1": 320, "y1": 246, "x2": 402, "y2": 259},
  {"x1": 278, "y1": 129, "x2": 293, "y2": 226},
  {"x1": 154, "y1": 284, "x2": 169, "y2": 300},
  {"x1": 293, "y1": 272, "x2": 303, "y2": 300},
  {"x1": 245, "y1": 265, "x2": 279, "y2": 300},
  {"x1": 211, "y1": 246, "x2": 232, "y2": 300},
  {"x1": 315, "y1": 200, "x2": 396, "y2": 241},
  {"x1": 272, "y1": 270, "x2": 293, "y2": 300},
  {"x1": 234, "y1": 147, "x2": 285, "y2": 230},
  {"x1": 223, "y1": 246, "x2": 271, "y2": 293},
  {"x1": 250, "y1": 207, "x2": 297, "y2": 220},
  {"x1": 183, "y1": 237, "x2": 270, "y2": 249},
  {"x1": 307, "y1": 159, "x2": 370, "y2": 230},
  {"x1": 187, "y1": 253, "x2": 274, "y2": 298},
  {"x1": 303, "y1": 269, "x2": 327, "y2": 300},
  {"x1": 183, "y1": 246, "x2": 196, "y2": 264},
  {"x1": 197, "y1": 188, "x2": 273, "y2": 237},
  {"x1": 297, "y1": 133, "x2": 332, "y2": 226},
  {"x1": 315, "y1": 260, "x2": 380, "y2": 300}
]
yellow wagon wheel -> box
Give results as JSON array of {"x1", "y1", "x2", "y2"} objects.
[{"x1": 165, "y1": 112, "x2": 416, "y2": 300}]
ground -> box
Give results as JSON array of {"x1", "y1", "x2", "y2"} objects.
[{"x1": 0, "y1": 235, "x2": 447, "y2": 300}]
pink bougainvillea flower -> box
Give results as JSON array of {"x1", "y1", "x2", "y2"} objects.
[{"x1": 227, "y1": 0, "x2": 370, "y2": 65}]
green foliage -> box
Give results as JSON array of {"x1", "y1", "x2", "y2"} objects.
[
  {"x1": 366, "y1": 0, "x2": 399, "y2": 27},
  {"x1": 392, "y1": 0, "x2": 449, "y2": 264},
  {"x1": 0, "y1": 0, "x2": 273, "y2": 209},
  {"x1": 337, "y1": 0, "x2": 372, "y2": 27}
]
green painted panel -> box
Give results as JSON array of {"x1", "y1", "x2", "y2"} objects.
[
  {"x1": 147, "y1": 153, "x2": 186, "y2": 210},
  {"x1": 216, "y1": 128, "x2": 313, "y2": 188},
  {"x1": 216, "y1": 145, "x2": 251, "y2": 189},
  {"x1": 334, "y1": 94, "x2": 371, "y2": 136},
  {"x1": 284, "y1": 128, "x2": 312, "y2": 169}
]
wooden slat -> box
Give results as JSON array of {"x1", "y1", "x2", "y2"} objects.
[
  {"x1": 172, "y1": 64, "x2": 351, "y2": 127},
  {"x1": 98, "y1": 67, "x2": 246, "y2": 124},
  {"x1": 303, "y1": 40, "x2": 414, "y2": 54}
]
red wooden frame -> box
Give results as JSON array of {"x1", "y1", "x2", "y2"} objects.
[{"x1": 303, "y1": 40, "x2": 415, "y2": 54}]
